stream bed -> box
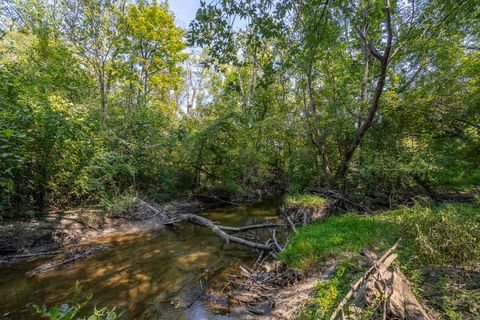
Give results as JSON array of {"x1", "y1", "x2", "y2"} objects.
[{"x1": 0, "y1": 202, "x2": 277, "y2": 319}]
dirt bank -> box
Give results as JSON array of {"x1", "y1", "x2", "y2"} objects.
[{"x1": 0, "y1": 199, "x2": 202, "y2": 262}]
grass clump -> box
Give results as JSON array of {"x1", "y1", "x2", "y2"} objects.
[
  {"x1": 299, "y1": 259, "x2": 364, "y2": 320},
  {"x1": 282, "y1": 194, "x2": 328, "y2": 209},
  {"x1": 281, "y1": 203, "x2": 479, "y2": 268},
  {"x1": 400, "y1": 203, "x2": 480, "y2": 267}
]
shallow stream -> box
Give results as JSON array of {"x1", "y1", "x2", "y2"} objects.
[{"x1": 0, "y1": 202, "x2": 277, "y2": 319}]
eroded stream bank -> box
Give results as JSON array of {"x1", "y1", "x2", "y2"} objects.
[{"x1": 0, "y1": 202, "x2": 278, "y2": 319}]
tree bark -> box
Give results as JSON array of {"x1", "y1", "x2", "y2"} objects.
[
  {"x1": 175, "y1": 214, "x2": 274, "y2": 250},
  {"x1": 336, "y1": 0, "x2": 393, "y2": 181}
]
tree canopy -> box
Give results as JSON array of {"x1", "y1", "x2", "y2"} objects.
[{"x1": 0, "y1": 0, "x2": 479, "y2": 215}]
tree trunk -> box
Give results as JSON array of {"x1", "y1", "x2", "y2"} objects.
[
  {"x1": 99, "y1": 74, "x2": 106, "y2": 114},
  {"x1": 336, "y1": 0, "x2": 393, "y2": 182}
]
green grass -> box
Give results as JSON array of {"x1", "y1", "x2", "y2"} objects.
[
  {"x1": 279, "y1": 212, "x2": 400, "y2": 269},
  {"x1": 298, "y1": 259, "x2": 365, "y2": 320},
  {"x1": 282, "y1": 194, "x2": 328, "y2": 210},
  {"x1": 281, "y1": 203, "x2": 480, "y2": 319}
]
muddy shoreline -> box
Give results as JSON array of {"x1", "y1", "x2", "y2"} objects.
[{"x1": 0, "y1": 199, "x2": 204, "y2": 263}]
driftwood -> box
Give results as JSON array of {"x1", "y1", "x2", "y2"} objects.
[
  {"x1": 174, "y1": 214, "x2": 274, "y2": 251},
  {"x1": 314, "y1": 190, "x2": 373, "y2": 214},
  {"x1": 1, "y1": 249, "x2": 63, "y2": 263},
  {"x1": 330, "y1": 238, "x2": 430, "y2": 320},
  {"x1": 228, "y1": 261, "x2": 301, "y2": 315},
  {"x1": 281, "y1": 212, "x2": 297, "y2": 233},
  {"x1": 140, "y1": 199, "x2": 280, "y2": 252},
  {"x1": 218, "y1": 223, "x2": 282, "y2": 233},
  {"x1": 272, "y1": 230, "x2": 283, "y2": 252},
  {"x1": 330, "y1": 239, "x2": 402, "y2": 320},
  {"x1": 27, "y1": 244, "x2": 111, "y2": 277}
]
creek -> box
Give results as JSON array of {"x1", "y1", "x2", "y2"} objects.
[{"x1": 0, "y1": 202, "x2": 277, "y2": 319}]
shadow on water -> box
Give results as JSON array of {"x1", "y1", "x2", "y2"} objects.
[{"x1": 0, "y1": 202, "x2": 278, "y2": 319}]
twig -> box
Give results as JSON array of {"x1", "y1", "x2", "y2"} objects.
[
  {"x1": 0, "y1": 250, "x2": 62, "y2": 262},
  {"x1": 282, "y1": 212, "x2": 297, "y2": 233},
  {"x1": 272, "y1": 229, "x2": 283, "y2": 251},
  {"x1": 218, "y1": 223, "x2": 282, "y2": 232}
]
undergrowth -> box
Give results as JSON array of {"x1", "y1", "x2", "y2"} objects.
[
  {"x1": 281, "y1": 202, "x2": 480, "y2": 319},
  {"x1": 34, "y1": 281, "x2": 120, "y2": 320},
  {"x1": 298, "y1": 259, "x2": 364, "y2": 320},
  {"x1": 282, "y1": 194, "x2": 329, "y2": 210}
]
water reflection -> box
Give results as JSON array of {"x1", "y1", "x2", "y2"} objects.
[{"x1": 0, "y1": 202, "x2": 277, "y2": 319}]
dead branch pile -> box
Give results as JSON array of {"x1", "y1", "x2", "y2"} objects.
[
  {"x1": 26, "y1": 244, "x2": 111, "y2": 277},
  {"x1": 313, "y1": 189, "x2": 374, "y2": 214},
  {"x1": 330, "y1": 239, "x2": 431, "y2": 320},
  {"x1": 279, "y1": 200, "x2": 333, "y2": 228},
  {"x1": 227, "y1": 261, "x2": 302, "y2": 316}
]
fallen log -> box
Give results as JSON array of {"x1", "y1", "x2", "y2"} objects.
[
  {"x1": 27, "y1": 244, "x2": 111, "y2": 277},
  {"x1": 139, "y1": 199, "x2": 279, "y2": 252},
  {"x1": 329, "y1": 238, "x2": 430, "y2": 320},
  {"x1": 1, "y1": 249, "x2": 62, "y2": 262},
  {"x1": 218, "y1": 223, "x2": 282, "y2": 233},
  {"x1": 329, "y1": 238, "x2": 401, "y2": 320},
  {"x1": 177, "y1": 214, "x2": 274, "y2": 251}
]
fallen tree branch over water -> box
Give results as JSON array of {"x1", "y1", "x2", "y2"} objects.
[
  {"x1": 217, "y1": 222, "x2": 282, "y2": 233},
  {"x1": 140, "y1": 199, "x2": 282, "y2": 252},
  {"x1": 172, "y1": 214, "x2": 274, "y2": 251}
]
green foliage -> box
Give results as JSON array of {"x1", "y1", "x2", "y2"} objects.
[
  {"x1": 282, "y1": 194, "x2": 328, "y2": 209},
  {"x1": 424, "y1": 272, "x2": 480, "y2": 320},
  {"x1": 0, "y1": 1, "x2": 186, "y2": 216},
  {"x1": 400, "y1": 203, "x2": 480, "y2": 267},
  {"x1": 285, "y1": 203, "x2": 480, "y2": 319},
  {"x1": 34, "y1": 282, "x2": 119, "y2": 320},
  {"x1": 298, "y1": 259, "x2": 363, "y2": 320},
  {"x1": 188, "y1": 0, "x2": 480, "y2": 199},
  {"x1": 103, "y1": 193, "x2": 137, "y2": 217},
  {"x1": 281, "y1": 203, "x2": 480, "y2": 268},
  {"x1": 1, "y1": 0, "x2": 479, "y2": 216}
]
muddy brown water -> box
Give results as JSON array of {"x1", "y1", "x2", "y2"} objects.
[{"x1": 0, "y1": 202, "x2": 278, "y2": 319}]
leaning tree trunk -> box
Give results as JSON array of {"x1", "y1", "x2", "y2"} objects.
[{"x1": 336, "y1": 0, "x2": 393, "y2": 182}]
